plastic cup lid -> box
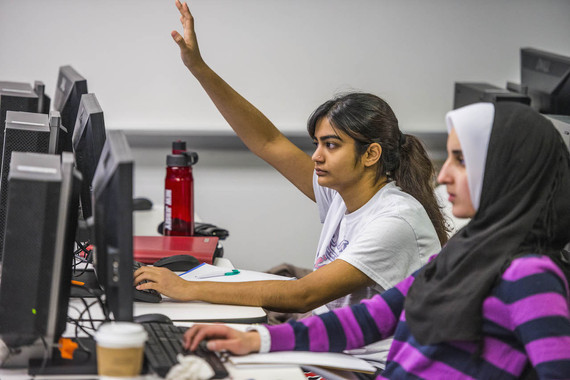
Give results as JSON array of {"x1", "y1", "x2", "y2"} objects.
[{"x1": 95, "y1": 322, "x2": 148, "y2": 348}]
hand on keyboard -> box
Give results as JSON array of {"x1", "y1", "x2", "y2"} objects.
[
  {"x1": 186, "y1": 340, "x2": 229, "y2": 379},
  {"x1": 133, "y1": 260, "x2": 162, "y2": 303},
  {"x1": 142, "y1": 322, "x2": 229, "y2": 379}
]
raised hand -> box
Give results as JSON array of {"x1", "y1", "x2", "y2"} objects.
[{"x1": 171, "y1": 0, "x2": 205, "y2": 71}]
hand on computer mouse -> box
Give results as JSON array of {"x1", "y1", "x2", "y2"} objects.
[
  {"x1": 153, "y1": 254, "x2": 200, "y2": 271},
  {"x1": 133, "y1": 265, "x2": 196, "y2": 301}
]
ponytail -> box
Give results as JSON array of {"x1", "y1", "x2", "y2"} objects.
[
  {"x1": 308, "y1": 92, "x2": 450, "y2": 245},
  {"x1": 395, "y1": 134, "x2": 450, "y2": 246}
]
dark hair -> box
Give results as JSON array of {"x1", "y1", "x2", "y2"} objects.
[{"x1": 307, "y1": 92, "x2": 449, "y2": 245}]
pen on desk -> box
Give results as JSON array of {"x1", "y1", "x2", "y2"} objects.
[
  {"x1": 178, "y1": 262, "x2": 206, "y2": 276},
  {"x1": 195, "y1": 269, "x2": 240, "y2": 279}
]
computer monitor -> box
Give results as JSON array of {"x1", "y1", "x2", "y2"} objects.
[
  {"x1": 521, "y1": 48, "x2": 570, "y2": 116},
  {"x1": 72, "y1": 93, "x2": 106, "y2": 221},
  {"x1": 453, "y1": 82, "x2": 531, "y2": 109},
  {"x1": 91, "y1": 130, "x2": 134, "y2": 321},
  {"x1": 53, "y1": 65, "x2": 88, "y2": 153},
  {"x1": 0, "y1": 152, "x2": 81, "y2": 367}
]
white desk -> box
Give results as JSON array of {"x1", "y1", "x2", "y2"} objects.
[
  {"x1": 68, "y1": 297, "x2": 267, "y2": 325},
  {"x1": 0, "y1": 211, "x2": 293, "y2": 378},
  {"x1": 69, "y1": 256, "x2": 267, "y2": 324},
  {"x1": 0, "y1": 362, "x2": 306, "y2": 380}
]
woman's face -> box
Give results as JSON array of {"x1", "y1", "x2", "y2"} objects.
[
  {"x1": 311, "y1": 118, "x2": 363, "y2": 193},
  {"x1": 437, "y1": 128, "x2": 476, "y2": 218}
]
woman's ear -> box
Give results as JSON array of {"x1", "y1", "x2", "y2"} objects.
[{"x1": 364, "y1": 143, "x2": 382, "y2": 167}]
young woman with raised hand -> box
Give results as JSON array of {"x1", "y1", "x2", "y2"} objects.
[
  {"x1": 134, "y1": 1, "x2": 446, "y2": 320},
  {"x1": 184, "y1": 102, "x2": 570, "y2": 379}
]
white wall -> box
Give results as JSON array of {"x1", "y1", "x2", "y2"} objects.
[
  {"x1": 1, "y1": 0, "x2": 569, "y2": 271},
  {"x1": 1, "y1": 0, "x2": 569, "y2": 133},
  {"x1": 132, "y1": 147, "x2": 322, "y2": 271}
]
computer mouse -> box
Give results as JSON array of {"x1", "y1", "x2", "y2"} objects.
[
  {"x1": 153, "y1": 254, "x2": 200, "y2": 271},
  {"x1": 133, "y1": 197, "x2": 153, "y2": 211},
  {"x1": 133, "y1": 313, "x2": 172, "y2": 324}
]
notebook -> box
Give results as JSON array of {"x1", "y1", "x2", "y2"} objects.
[{"x1": 133, "y1": 236, "x2": 220, "y2": 265}]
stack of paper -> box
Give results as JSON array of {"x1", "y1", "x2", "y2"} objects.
[{"x1": 229, "y1": 351, "x2": 376, "y2": 374}]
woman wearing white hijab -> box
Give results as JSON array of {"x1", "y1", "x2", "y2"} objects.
[{"x1": 184, "y1": 102, "x2": 570, "y2": 379}]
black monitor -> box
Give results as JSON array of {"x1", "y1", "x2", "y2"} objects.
[
  {"x1": 53, "y1": 66, "x2": 88, "y2": 153},
  {"x1": 72, "y1": 93, "x2": 106, "y2": 221},
  {"x1": 454, "y1": 82, "x2": 531, "y2": 109},
  {"x1": 521, "y1": 48, "x2": 570, "y2": 116},
  {"x1": 91, "y1": 130, "x2": 134, "y2": 321},
  {"x1": 0, "y1": 152, "x2": 81, "y2": 367}
]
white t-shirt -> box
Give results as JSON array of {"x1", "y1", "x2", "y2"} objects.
[{"x1": 313, "y1": 173, "x2": 441, "y2": 312}]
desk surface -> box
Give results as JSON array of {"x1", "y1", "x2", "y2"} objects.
[
  {"x1": 0, "y1": 363, "x2": 306, "y2": 380},
  {"x1": 0, "y1": 213, "x2": 280, "y2": 378},
  {"x1": 67, "y1": 297, "x2": 267, "y2": 325},
  {"x1": 69, "y1": 256, "x2": 267, "y2": 325}
]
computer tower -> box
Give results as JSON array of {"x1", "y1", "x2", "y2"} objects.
[
  {"x1": 0, "y1": 82, "x2": 40, "y2": 156},
  {"x1": 0, "y1": 111, "x2": 54, "y2": 261},
  {"x1": 0, "y1": 153, "x2": 61, "y2": 348},
  {"x1": 453, "y1": 82, "x2": 531, "y2": 109},
  {"x1": 0, "y1": 152, "x2": 81, "y2": 368}
]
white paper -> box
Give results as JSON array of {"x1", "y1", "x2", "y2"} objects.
[
  {"x1": 229, "y1": 351, "x2": 376, "y2": 374},
  {"x1": 179, "y1": 263, "x2": 295, "y2": 282}
]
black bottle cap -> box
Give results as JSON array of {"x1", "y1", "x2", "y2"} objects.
[{"x1": 167, "y1": 154, "x2": 188, "y2": 167}]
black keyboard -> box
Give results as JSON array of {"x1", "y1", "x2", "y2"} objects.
[
  {"x1": 142, "y1": 322, "x2": 229, "y2": 379},
  {"x1": 133, "y1": 260, "x2": 162, "y2": 303}
]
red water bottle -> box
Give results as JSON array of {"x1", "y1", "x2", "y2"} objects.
[{"x1": 164, "y1": 142, "x2": 198, "y2": 236}]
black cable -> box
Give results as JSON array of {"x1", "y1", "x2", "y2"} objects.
[
  {"x1": 74, "y1": 296, "x2": 98, "y2": 332},
  {"x1": 75, "y1": 240, "x2": 92, "y2": 260},
  {"x1": 72, "y1": 240, "x2": 93, "y2": 277},
  {"x1": 38, "y1": 335, "x2": 49, "y2": 374},
  {"x1": 72, "y1": 298, "x2": 102, "y2": 354}
]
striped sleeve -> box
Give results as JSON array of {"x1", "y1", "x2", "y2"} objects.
[
  {"x1": 501, "y1": 255, "x2": 570, "y2": 378},
  {"x1": 266, "y1": 272, "x2": 416, "y2": 353}
]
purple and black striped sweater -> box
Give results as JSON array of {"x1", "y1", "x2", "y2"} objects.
[{"x1": 266, "y1": 255, "x2": 570, "y2": 379}]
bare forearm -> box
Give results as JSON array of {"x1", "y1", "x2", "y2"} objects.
[
  {"x1": 185, "y1": 279, "x2": 318, "y2": 313},
  {"x1": 188, "y1": 62, "x2": 283, "y2": 157}
]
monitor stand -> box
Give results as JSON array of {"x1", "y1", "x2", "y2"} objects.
[
  {"x1": 28, "y1": 337, "x2": 98, "y2": 375},
  {"x1": 28, "y1": 337, "x2": 150, "y2": 376}
]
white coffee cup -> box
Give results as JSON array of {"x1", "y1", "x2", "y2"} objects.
[{"x1": 95, "y1": 322, "x2": 148, "y2": 379}]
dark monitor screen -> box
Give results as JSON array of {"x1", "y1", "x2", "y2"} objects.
[
  {"x1": 53, "y1": 66, "x2": 88, "y2": 153},
  {"x1": 72, "y1": 93, "x2": 106, "y2": 220},
  {"x1": 521, "y1": 48, "x2": 570, "y2": 116},
  {"x1": 91, "y1": 130, "x2": 134, "y2": 321}
]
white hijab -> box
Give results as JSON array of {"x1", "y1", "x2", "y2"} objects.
[{"x1": 445, "y1": 103, "x2": 495, "y2": 211}]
